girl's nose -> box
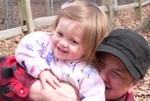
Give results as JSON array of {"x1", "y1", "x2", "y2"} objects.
[{"x1": 59, "y1": 39, "x2": 68, "y2": 48}]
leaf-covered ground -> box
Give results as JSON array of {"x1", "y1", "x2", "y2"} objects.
[{"x1": 0, "y1": 4, "x2": 150, "y2": 101}]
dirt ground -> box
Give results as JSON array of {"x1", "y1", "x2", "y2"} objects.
[{"x1": 0, "y1": 4, "x2": 150, "y2": 101}]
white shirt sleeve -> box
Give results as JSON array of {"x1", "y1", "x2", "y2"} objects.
[
  {"x1": 15, "y1": 31, "x2": 53, "y2": 78},
  {"x1": 79, "y1": 68, "x2": 105, "y2": 101},
  {"x1": 70, "y1": 62, "x2": 105, "y2": 101}
]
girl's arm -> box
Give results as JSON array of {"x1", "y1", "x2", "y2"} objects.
[{"x1": 15, "y1": 31, "x2": 51, "y2": 78}]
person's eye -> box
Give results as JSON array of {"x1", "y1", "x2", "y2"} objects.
[
  {"x1": 111, "y1": 70, "x2": 123, "y2": 79},
  {"x1": 98, "y1": 58, "x2": 105, "y2": 67},
  {"x1": 97, "y1": 58, "x2": 105, "y2": 72},
  {"x1": 57, "y1": 32, "x2": 63, "y2": 37},
  {"x1": 70, "y1": 40, "x2": 78, "y2": 45}
]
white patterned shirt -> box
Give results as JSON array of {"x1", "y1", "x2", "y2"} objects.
[{"x1": 15, "y1": 31, "x2": 105, "y2": 101}]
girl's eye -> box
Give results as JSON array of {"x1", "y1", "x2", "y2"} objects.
[
  {"x1": 57, "y1": 32, "x2": 63, "y2": 36},
  {"x1": 70, "y1": 40, "x2": 78, "y2": 45}
]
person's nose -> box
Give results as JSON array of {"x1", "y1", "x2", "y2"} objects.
[
  {"x1": 99, "y1": 69, "x2": 108, "y2": 83},
  {"x1": 59, "y1": 38, "x2": 68, "y2": 48}
]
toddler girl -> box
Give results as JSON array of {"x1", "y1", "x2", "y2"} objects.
[{"x1": 15, "y1": 1, "x2": 108, "y2": 100}]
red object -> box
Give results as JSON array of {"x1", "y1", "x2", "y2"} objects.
[{"x1": 0, "y1": 56, "x2": 36, "y2": 101}]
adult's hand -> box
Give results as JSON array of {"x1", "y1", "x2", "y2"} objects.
[
  {"x1": 29, "y1": 80, "x2": 80, "y2": 101},
  {"x1": 41, "y1": 83, "x2": 80, "y2": 101}
]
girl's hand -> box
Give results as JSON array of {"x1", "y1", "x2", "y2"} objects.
[{"x1": 38, "y1": 70, "x2": 60, "y2": 89}]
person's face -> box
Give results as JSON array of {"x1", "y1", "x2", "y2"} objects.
[
  {"x1": 51, "y1": 17, "x2": 84, "y2": 61},
  {"x1": 96, "y1": 53, "x2": 134, "y2": 100}
]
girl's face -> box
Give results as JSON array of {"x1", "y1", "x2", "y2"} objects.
[
  {"x1": 96, "y1": 53, "x2": 134, "y2": 100},
  {"x1": 51, "y1": 17, "x2": 84, "y2": 61}
]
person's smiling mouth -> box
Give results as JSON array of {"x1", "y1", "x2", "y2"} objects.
[{"x1": 57, "y1": 46, "x2": 68, "y2": 53}]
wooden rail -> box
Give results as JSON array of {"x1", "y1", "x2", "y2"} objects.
[{"x1": 0, "y1": 0, "x2": 150, "y2": 40}]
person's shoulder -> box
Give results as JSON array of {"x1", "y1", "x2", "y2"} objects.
[
  {"x1": 24, "y1": 31, "x2": 52, "y2": 39},
  {"x1": 20, "y1": 31, "x2": 52, "y2": 44},
  {"x1": 29, "y1": 31, "x2": 52, "y2": 37},
  {"x1": 74, "y1": 61, "x2": 97, "y2": 73}
]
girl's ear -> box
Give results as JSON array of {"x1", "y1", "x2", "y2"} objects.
[{"x1": 128, "y1": 81, "x2": 138, "y2": 93}]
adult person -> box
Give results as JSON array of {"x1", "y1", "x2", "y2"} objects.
[
  {"x1": 95, "y1": 29, "x2": 150, "y2": 100},
  {"x1": 29, "y1": 29, "x2": 150, "y2": 101},
  {"x1": 0, "y1": 29, "x2": 150, "y2": 101}
]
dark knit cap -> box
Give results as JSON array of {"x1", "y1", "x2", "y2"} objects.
[{"x1": 96, "y1": 29, "x2": 150, "y2": 80}]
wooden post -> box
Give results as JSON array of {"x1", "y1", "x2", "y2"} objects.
[
  {"x1": 134, "y1": 0, "x2": 142, "y2": 20},
  {"x1": 0, "y1": 0, "x2": 5, "y2": 25},
  {"x1": 102, "y1": 0, "x2": 114, "y2": 31},
  {"x1": 112, "y1": 0, "x2": 118, "y2": 7},
  {"x1": 17, "y1": 0, "x2": 34, "y2": 34},
  {"x1": 25, "y1": 0, "x2": 34, "y2": 33},
  {"x1": 101, "y1": 0, "x2": 107, "y2": 5},
  {"x1": 44, "y1": 0, "x2": 51, "y2": 16},
  {"x1": 18, "y1": 0, "x2": 27, "y2": 33}
]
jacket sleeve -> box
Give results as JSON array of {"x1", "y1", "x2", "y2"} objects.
[
  {"x1": 78, "y1": 66, "x2": 105, "y2": 101},
  {"x1": 15, "y1": 31, "x2": 52, "y2": 78}
]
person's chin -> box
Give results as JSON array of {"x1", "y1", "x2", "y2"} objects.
[
  {"x1": 105, "y1": 88, "x2": 114, "y2": 101},
  {"x1": 54, "y1": 52, "x2": 63, "y2": 60},
  {"x1": 56, "y1": 56, "x2": 64, "y2": 60},
  {"x1": 105, "y1": 87, "x2": 111, "y2": 93},
  {"x1": 105, "y1": 91, "x2": 119, "y2": 101}
]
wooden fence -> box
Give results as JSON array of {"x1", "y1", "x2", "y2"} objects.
[{"x1": 0, "y1": 0, "x2": 150, "y2": 40}]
